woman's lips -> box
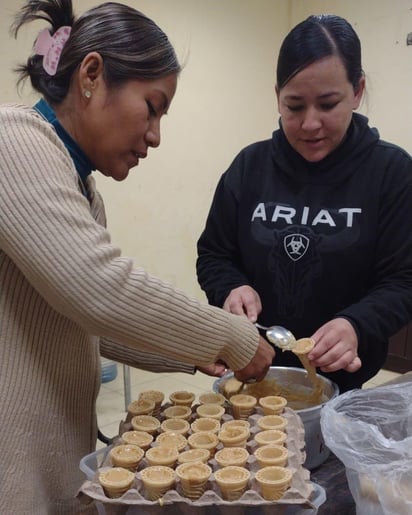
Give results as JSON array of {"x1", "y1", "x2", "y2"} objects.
[
  {"x1": 304, "y1": 137, "x2": 323, "y2": 143},
  {"x1": 130, "y1": 151, "x2": 147, "y2": 167},
  {"x1": 302, "y1": 138, "x2": 325, "y2": 149}
]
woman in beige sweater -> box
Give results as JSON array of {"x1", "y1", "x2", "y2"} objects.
[{"x1": 0, "y1": 1, "x2": 274, "y2": 513}]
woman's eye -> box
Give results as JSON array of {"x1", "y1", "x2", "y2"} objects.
[
  {"x1": 287, "y1": 105, "x2": 303, "y2": 112},
  {"x1": 147, "y1": 101, "x2": 157, "y2": 117},
  {"x1": 320, "y1": 102, "x2": 338, "y2": 111}
]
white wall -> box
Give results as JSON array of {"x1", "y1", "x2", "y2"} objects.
[
  {"x1": 290, "y1": 0, "x2": 412, "y2": 149},
  {"x1": 2, "y1": 0, "x2": 411, "y2": 301}
]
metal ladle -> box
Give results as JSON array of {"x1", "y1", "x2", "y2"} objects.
[{"x1": 255, "y1": 323, "x2": 297, "y2": 351}]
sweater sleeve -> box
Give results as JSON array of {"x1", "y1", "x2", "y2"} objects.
[
  {"x1": 0, "y1": 105, "x2": 259, "y2": 371},
  {"x1": 100, "y1": 337, "x2": 195, "y2": 374},
  {"x1": 197, "y1": 159, "x2": 251, "y2": 307}
]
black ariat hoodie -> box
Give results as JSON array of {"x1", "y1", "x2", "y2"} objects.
[{"x1": 197, "y1": 114, "x2": 412, "y2": 392}]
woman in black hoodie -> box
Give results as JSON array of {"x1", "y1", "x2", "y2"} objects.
[{"x1": 197, "y1": 14, "x2": 412, "y2": 393}]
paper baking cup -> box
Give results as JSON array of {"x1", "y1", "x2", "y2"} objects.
[
  {"x1": 229, "y1": 394, "x2": 257, "y2": 420},
  {"x1": 257, "y1": 415, "x2": 288, "y2": 432},
  {"x1": 176, "y1": 462, "x2": 212, "y2": 500},
  {"x1": 293, "y1": 337, "x2": 315, "y2": 355},
  {"x1": 254, "y1": 429, "x2": 287, "y2": 447},
  {"x1": 221, "y1": 419, "x2": 251, "y2": 432},
  {"x1": 138, "y1": 390, "x2": 165, "y2": 417},
  {"x1": 163, "y1": 405, "x2": 192, "y2": 421},
  {"x1": 191, "y1": 417, "x2": 221, "y2": 434},
  {"x1": 177, "y1": 448, "x2": 210, "y2": 465},
  {"x1": 98, "y1": 467, "x2": 135, "y2": 498},
  {"x1": 156, "y1": 432, "x2": 187, "y2": 452},
  {"x1": 218, "y1": 425, "x2": 249, "y2": 448},
  {"x1": 121, "y1": 430, "x2": 153, "y2": 451},
  {"x1": 214, "y1": 465, "x2": 250, "y2": 501},
  {"x1": 161, "y1": 418, "x2": 190, "y2": 436},
  {"x1": 140, "y1": 466, "x2": 176, "y2": 501},
  {"x1": 258, "y1": 395, "x2": 287, "y2": 415},
  {"x1": 196, "y1": 403, "x2": 225, "y2": 420},
  {"x1": 145, "y1": 446, "x2": 179, "y2": 467},
  {"x1": 169, "y1": 390, "x2": 196, "y2": 407},
  {"x1": 130, "y1": 415, "x2": 160, "y2": 435},
  {"x1": 187, "y1": 431, "x2": 219, "y2": 458},
  {"x1": 127, "y1": 398, "x2": 155, "y2": 418},
  {"x1": 198, "y1": 392, "x2": 226, "y2": 406},
  {"x1": 254, "y1": 444, "x2": 289, "y2": 468},
  {"x1": 255, "y1": 466, "x2": 293, "y2": 501},
  {"x1": 109, "y1": 444, "x2": 144, "y2": 471},
  {"x1": 214, "y1": 446, "x2": 249, "y2": 468}
]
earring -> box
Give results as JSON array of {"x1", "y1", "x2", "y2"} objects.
[{"x1": 84, "y1": 90, "x2": 92, "y2": 99}]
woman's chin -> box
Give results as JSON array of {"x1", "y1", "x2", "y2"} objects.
[{"x1": 100, "y1": 165, "x2": 130, "y2": 182}]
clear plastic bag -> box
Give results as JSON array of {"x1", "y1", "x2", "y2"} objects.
[{"x1": 320, "y1": 377, "x2": 412, "y2": 515}]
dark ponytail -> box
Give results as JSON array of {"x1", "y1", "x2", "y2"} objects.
[
  {"x1": 12, "y1": 0, "x2": 75, "y2": 103},
  {"x1": 12, "y1": 0, "x2": 181, "y2": 105}
]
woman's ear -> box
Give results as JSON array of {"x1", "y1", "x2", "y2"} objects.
[
  {"x1": 353, "y1": 75, "x2": 365, "y2": 109},
  {"x1": 275, "y1": 85, "x2": 281, "y2": 114},
  {"x1": 77, "y1": 52, "x2": 104, "y2": 97}
]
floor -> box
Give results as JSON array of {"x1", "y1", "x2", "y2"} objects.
[{"x1": 96, "y1": 363, "x2": 401, "y2": 449}]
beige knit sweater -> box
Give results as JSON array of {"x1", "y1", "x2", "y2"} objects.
[{"x1": 0, "y1": 104, "x2": 259, "y2": 514}]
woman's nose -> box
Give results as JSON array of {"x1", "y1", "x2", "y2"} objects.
[
  {"x1": 301, "y1": 107, "x2": 322, "y2": 131},
  {"x1": 145, "y1": 121, "x2": 161, "y2": 148}
]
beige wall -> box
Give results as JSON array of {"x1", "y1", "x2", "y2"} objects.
[
  {"x1": 2, "y1": 1, "x2": 412, "y2": 301},
  {"x1": 290, "y1": 0, "x2": 412, "y2": 149}
]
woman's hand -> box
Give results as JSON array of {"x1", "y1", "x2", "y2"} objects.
[
  {"x1": 197, "y1": 361, "x2": 228, "y2": 377},
  {"x1": 308, "y1": 317, "x2": 362, "y2": 373},
  {"x1": 234, "y1": 336, "x2": 275, "y2": 383},
  {"x1": 197, "y1": 334, "x2": 275, "y2": 383},
  {"x1": 223, "y1": 285, "x2": 262, "y2": 323}
]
